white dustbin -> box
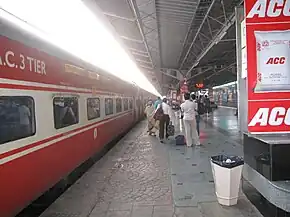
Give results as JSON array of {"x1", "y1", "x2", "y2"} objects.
[{"x1": 210, "y1": 155, "x2": 244, "y2": 206}]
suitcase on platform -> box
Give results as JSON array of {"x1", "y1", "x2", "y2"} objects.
[{"x1": 175, "y1": 135, "x2": 186, "y2": 146}]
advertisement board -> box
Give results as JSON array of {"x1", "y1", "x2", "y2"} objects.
[{"x1": 245, "y1": 0, "x2": 290, "y2": 133}]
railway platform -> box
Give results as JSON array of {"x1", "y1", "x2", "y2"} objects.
[
  {"x1": 203, "y1": 107, "x2": 241, "y2": 144},
  {"x1": 40, "y1": 118, "x2": 261, "y2": 217}
]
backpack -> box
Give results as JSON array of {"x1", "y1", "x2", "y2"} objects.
[{"x1": 153, "y1": 104, "x2": 163, "y2": 120}]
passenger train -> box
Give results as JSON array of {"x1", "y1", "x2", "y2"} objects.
[{"x1": 0, "y1": 16, "x2": 153, "y2": 217}]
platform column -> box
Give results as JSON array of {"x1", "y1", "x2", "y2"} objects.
[{"x1": 235, "y1": 6, "x2": 247, "y2": 136}]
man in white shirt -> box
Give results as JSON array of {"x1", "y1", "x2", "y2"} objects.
[
  {"x1": 157, "y1": 96, "x2": 173, "y2": 143},
  {"x1": 180, "y1": 93, "x2": 200, "y2": 147}
]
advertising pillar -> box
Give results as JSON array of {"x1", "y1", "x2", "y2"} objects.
[
  {"x1": 246, "y1": 0, "x2": 290, "y2": 134},
  {"x1": 243, "y1": 1, "x2": 290, "y2": 215}
]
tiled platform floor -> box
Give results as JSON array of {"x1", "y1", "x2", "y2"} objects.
[
  {"x1": 202, "y1": 107, "x2": 241, "y2": 143},
  {"x1": 41, "y1": 118, "x2": 262, "y2": 217}
]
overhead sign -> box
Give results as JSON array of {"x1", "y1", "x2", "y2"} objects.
[
  {"x1": 195, "y1": 83, "x2": 204, "y2": 88},
  {"x1": 245, "y1": 0, "x2": 290, "y2": 133}
]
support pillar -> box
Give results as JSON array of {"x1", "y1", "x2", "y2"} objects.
[{"x1": 235, "y1": 6, "x2": 247, "y2": 135}]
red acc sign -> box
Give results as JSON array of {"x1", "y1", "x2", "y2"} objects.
[
  {"x1": 266, "y1": 57, "x2": 286, "y2": 64},
  {"x1": 247, "y1": 0, "x2": 290, "y2": 18},
  {"x1": 249, "y1": 107, "x2": 290, "y2": 127}
]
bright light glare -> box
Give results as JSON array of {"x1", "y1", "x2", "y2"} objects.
[{"x1": 0, "y1": 0, "x2": 160, "y2": 96}]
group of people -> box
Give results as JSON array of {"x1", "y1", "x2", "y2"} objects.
[
  {"x1": 144, "y1": 93, "x2": 213, "y2": 147},
  {"x1": 144, "y1": 96, "x2": 175, "y2": 143}
]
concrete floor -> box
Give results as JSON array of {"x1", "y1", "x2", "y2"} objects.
[{"x1": 41, "y1": 114, "x2": 262, "y2": 217}]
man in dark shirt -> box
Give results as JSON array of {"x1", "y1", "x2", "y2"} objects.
[{"x1": 204, "y1": 95, "x2": 211, "y2": 115}]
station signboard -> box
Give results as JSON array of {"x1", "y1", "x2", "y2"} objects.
[{"x1": 245, "y1": 0, "x2": 290, "y2": 133}]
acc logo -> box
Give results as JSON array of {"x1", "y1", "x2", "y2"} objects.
[
  {"x1": 247, "y1": 0, "x2": 290, "y2": 18},
  {"x1": 266, "y1": 57, "x2": 286, "y2": 64},
  {"x1": 248, "y1": 107, "x2": 290, "y2": 127}
]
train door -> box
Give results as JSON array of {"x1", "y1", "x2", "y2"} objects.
[
  {"x1": 139, "y1": 95, "x2": 144, "y2": 118},
  {"x1": 133, "y1": 96, "x2": 137, "y2": 122}
]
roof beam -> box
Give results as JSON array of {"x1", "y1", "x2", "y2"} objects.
[
  {"x1": 160, "y1": 71, "x2": 179, "y2": 80},
  {"x1": 120, "y1": 36, "x2": 143, "y2": 43},
  {"x1": 206, "y1": 63, "x2": 236, "y2": 79},
  {"x1": 129, "y1": 48, "x2": 147, "y2": 54},
  {"x1": 160, "y1": 68, "x2": 184, "y2": 81},
  {"x1": 103, "y1": 12, "x2": 136, "y2": 22},
  {"x1": 185, "y1": 0, "x2": 244, "y2": 76},
  {"x1": 171, "y1": 0, "x2": 201, "y2": 63},
  {"x1": 156, "y1": 7, "x2": 196, "y2": 15},
  {"x1": 131, "y1": 51, "x2": 149, "y2": 57},
  {"x1": 135, "y1": 58, "x2": 152, "y2": 64},
  {"x1": 187, "y1": 66, "x2": 213, "y2": 80},
  {"x1": 158, "y1": 0, "x2": 198, "y2": 5},
  {"x1": 186, "y1": 14, "x2": 236, "y2": 76},
  {"x1": 179, "y1": 0, "x2": 217, "y2": 69},
  {"x1": 156, "y1": 1, "x2": 197, "y2": 8},
  {"x1": 128, "y1": 0, "x2": 154, "y2": 68},
  {"x1": 139, "y1": 64, "x2": 154, "y2": 70}
]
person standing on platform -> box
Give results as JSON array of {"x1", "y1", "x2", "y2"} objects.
[
  {"x1": 191, "y1": 93, "x2": 200, "y2": 136},
  {"x1": 204, "y1": 95, "x2": 211, "y2": 116},
  {"x1": 154, "y1": 96, "x2": 162, "y2": 110},
  {"x1": 180, "y1": 93, "x2": 200, "y2": 147},
  {"x1": 156, "y1": 97, "x2": 172, "y2": 143},
  {"x1": 144, "y1": 100, "x2": 157, "y2": 136}
]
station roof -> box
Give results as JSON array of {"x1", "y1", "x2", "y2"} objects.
[{"x1": 92, "y1": 0, "x2": 243, "y2": 94}]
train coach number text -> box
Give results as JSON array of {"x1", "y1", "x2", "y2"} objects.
[{"x1": 0, "y1": 50, "x2": 47, "y2": 75}]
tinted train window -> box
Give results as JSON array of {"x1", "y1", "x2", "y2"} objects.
[
  {"x1": 129, "y1": 99, "x2": 133, "y2": 109},
  {"x1": 116, "y1": 98, "x2": 122, "y2": 113},
  {"x1": 0, "y1": 96, "x2": 35, "y2": 144},
  {"x1": 123, "y1": 98, "x2": 129, "y2": 111},
  {"x1": 105, "y1": 98, "x2": 113, "y2": 115},
  {"x1": 53, "y1": 97, "x2": 79, "y2": 129},
  {"x1": 87, "y1": 98, "x2": 100, "y2": 120}
]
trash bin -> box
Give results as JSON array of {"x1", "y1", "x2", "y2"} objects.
[{"x1": 210, "y1": 155, "x2": 244, "y2": 206}]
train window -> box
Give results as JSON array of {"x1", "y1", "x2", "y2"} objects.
[
  {"x1": 116, "y1": 98, "x2": 122, "y2": 113},
  {"x1": 129, "y1": 99, "x2": 133, "y2": 109},
  {"x1": 87, "y1": 98, "x2": 100, "y2": 120},
  {"x1": 105, "y1": 98, "x2": 113, "y2": 115},
  {"x1": 53, "y1": 97, "x2": 79, "y2": 129},
  {"x1": 0, "y1": 96, "x2": 35, "y2": 145},
  {"x1": 123, "y1": 98, "x2": 129, "y2": 111}
]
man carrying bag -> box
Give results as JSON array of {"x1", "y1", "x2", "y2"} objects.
[{"x1": 154, "y1": 97, "x2": 172, "y2": 143}]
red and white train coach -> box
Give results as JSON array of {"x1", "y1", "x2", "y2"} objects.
[{"x1": 0, "y1": 17, "x2": 153, "y2": 217}]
